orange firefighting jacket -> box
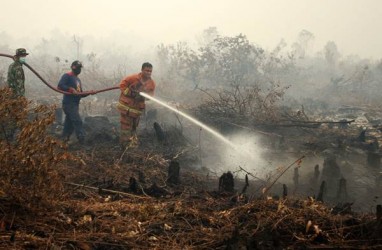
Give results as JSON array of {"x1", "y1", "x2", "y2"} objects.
[{"x1": 117, "y1": 72, "x2": 155, "y2": 116}]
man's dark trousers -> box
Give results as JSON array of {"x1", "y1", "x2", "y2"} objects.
[{"x1": 62, "y1": 103, "x2": 85, "y2": 143}]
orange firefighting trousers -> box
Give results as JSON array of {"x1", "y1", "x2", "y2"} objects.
[{"x1": 118, "y1": 102, "x2": 142, "y2": 143}]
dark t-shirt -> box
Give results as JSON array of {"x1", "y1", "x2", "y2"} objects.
[{"x1": 58, "y1": 72, "x2": 83, "y2": 105}]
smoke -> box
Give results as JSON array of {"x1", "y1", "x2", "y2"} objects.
[
  {"x1": 222, "y1": 132, "x2": 269, "y2": 177},
  {"x1": 193, "y1": 130, "x2": 269, "y2": 179}
]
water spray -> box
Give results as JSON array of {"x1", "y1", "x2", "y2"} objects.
[
  {"x1": 140, "y1": 92, "x2": 237, "y2": 149},
  {"x1": 140, "y1": 92, "x2": 272, "y2": 180}
]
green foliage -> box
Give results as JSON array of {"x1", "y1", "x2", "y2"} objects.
[
  {"x1": 157, "y1": 33, "x2": 270, "y2": 91},
  {"x1": 199, "y1": 34, "x2": 264, "y2": 86}
]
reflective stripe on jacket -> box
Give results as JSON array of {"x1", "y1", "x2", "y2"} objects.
[{"x1": 118, "y1": 72, "x2": 155, "y2": 113}]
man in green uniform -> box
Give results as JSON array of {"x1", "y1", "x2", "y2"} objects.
[
  {"x1": 7, "y1": 48, "x2": 29, "y2": 97},
  {"x1": 3, "y1": 48, "x2": 29, "y2": 141}
]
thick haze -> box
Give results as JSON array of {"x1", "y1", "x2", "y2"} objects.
[{"x1": 1, "y1": 0, "x2": 382, "y2": 59}]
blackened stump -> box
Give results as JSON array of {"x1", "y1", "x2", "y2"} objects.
[
  {"x1": 317, "y1": 181, "x2": 326, "y2": 202},
  {"x1": 219, "y1": 171, "x2": 234, "y2": 193},
  {"x1": 153, "y1": 122, "x2": 165, "y2": 142},
  {"x1": 167, "y1": 161, "x2": 180, "y2": 185},
  {"x1": 283, "y1": 184, "x2": 288, "y2": 199}
]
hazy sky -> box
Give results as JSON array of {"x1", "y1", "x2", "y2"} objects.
[{"x1": 1, "y1": 0, "x2": 382, "y2": 59}]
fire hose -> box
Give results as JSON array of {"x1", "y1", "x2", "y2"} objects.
[{"x1": 0, "y1": 53, "x2": 119, "y2": 96}]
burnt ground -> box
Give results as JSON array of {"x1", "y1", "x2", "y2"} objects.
[{"x1": 1, "y1": 111, "x2": 382, "y2": 249}]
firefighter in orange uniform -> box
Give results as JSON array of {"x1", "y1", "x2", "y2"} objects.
[{"x1": 117, "y1": 62, "x2": 155, "y2": 145}]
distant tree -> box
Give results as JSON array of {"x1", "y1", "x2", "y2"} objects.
[
  {"x1": 156, "y1": 33, "x2": 292, "y2": 123},
  {"x1": 377, "y1": 60, "x2": 382, "y2": 72},
  {"x1": 260, "y1": 39, "x2": 297, "y2": 83},
  {"x1": 198, "y1": 33, "x2": 264, "y2": 87},
  {"x1": 156, "y1": 41, "x2": 199, "y2": 92},
  {"x1": 324, "y1": 41, "x2": 341, "y2": 67},
  {"x1": 73, "y1": 35, "x2": 82, "y2": 60},
  {"x1": 196, "y1": 26, "x2": 219, "y2": 47},
  {"x1": 156, "y1": 33, "x2": 267, "y2": 92},
  {"x1": 291, "y1": 30, "x2": 315, "y2": 59},
  {"x1": 82, "y1": 52, "x2": 111, "y2": 89}
]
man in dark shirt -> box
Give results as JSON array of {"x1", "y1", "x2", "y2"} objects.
[{"x1": 58, "y1": 60, "x2": 91, "y2": 144}]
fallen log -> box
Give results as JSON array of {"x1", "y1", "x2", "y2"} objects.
[
  {"x1": 64, "y1": 182, "x2": 151, "y2": 199},
  {"x1": 254, "y1": 119, "x2": 356, "y2": 128}
]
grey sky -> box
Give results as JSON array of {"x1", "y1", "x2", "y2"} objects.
[{"x1": 1, "y1": 0, "x2": 382, "y2": 58}]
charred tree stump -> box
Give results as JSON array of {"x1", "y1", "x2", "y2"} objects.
[
  {"x1": 377, "y1": 205, "x2": 382, "y2": 221},
  {"x1": 240, "y1": 174, "x2": 249, "y2": 194},
  {"x1": 312, "y1": 164, "x2": 320, "y2": 188},
  {"x1": 219, "y1": 171, "x2": 234, "y2": 193},
  {"x1": 317, "y1": 181, "x2": 326, "y2": 202},
  {"x1": 314, "y1": 164, "x2": 320, "y2": 181},
  {"x1": 336, "y1": 178, "x2": 348, "y2": 201},
  {"x1": 167, "y1": 161, "x2": 180, "y2": 185},
  {"x1": 376, "y1": 173, "x2": 382, "y2": 189},
  {"x1": 138, "y1": 170, "x2": 146, "y2": 184},
  {"x1": 153, "y1": 122, "x2": 165, "y2": 142},
  {"x1": 358, "y1": 129, "x2": 366, "y2": 142},
  {"x1": 293, "y1": 167, "x2": 299, "y2": 187},
  {"x1": 129, "y1": 177, "x2": 138, "y2": 193},
  {"x1": 367, "y1": 152, "x2": 381, "y2": 168},
  {"x1": 283, "y1": 184, "x2": 288, "y2": 199},
  {"x1": 366, "y1": 138, "x2": 380, "y2": 168},
  {"x1": 321, "y1": 155, "x2": 341, "y2": 192},
  {"x1": 374, "y1": 204, "x2": 382, "y2": 238}
]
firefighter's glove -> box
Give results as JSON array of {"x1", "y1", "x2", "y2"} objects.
[
  {"x1": 123, "y1": 88, "x2": 138, "y2": 98},
  {"x1": 135, "y1": 93, "x2": 145, "y2": 102}
]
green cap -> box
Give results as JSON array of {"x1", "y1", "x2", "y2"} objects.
[{"x1": 15, "y1": 48, "x2": 29, "y2": 56}]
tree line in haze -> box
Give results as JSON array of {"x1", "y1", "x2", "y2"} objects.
[{"x1": 1, "y1": 27, "x2": 381, "y2": 111}]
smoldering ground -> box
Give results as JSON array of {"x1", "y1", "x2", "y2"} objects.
[{"x1": 1, "y1": 26, "x2": 382, "y2": 214}]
